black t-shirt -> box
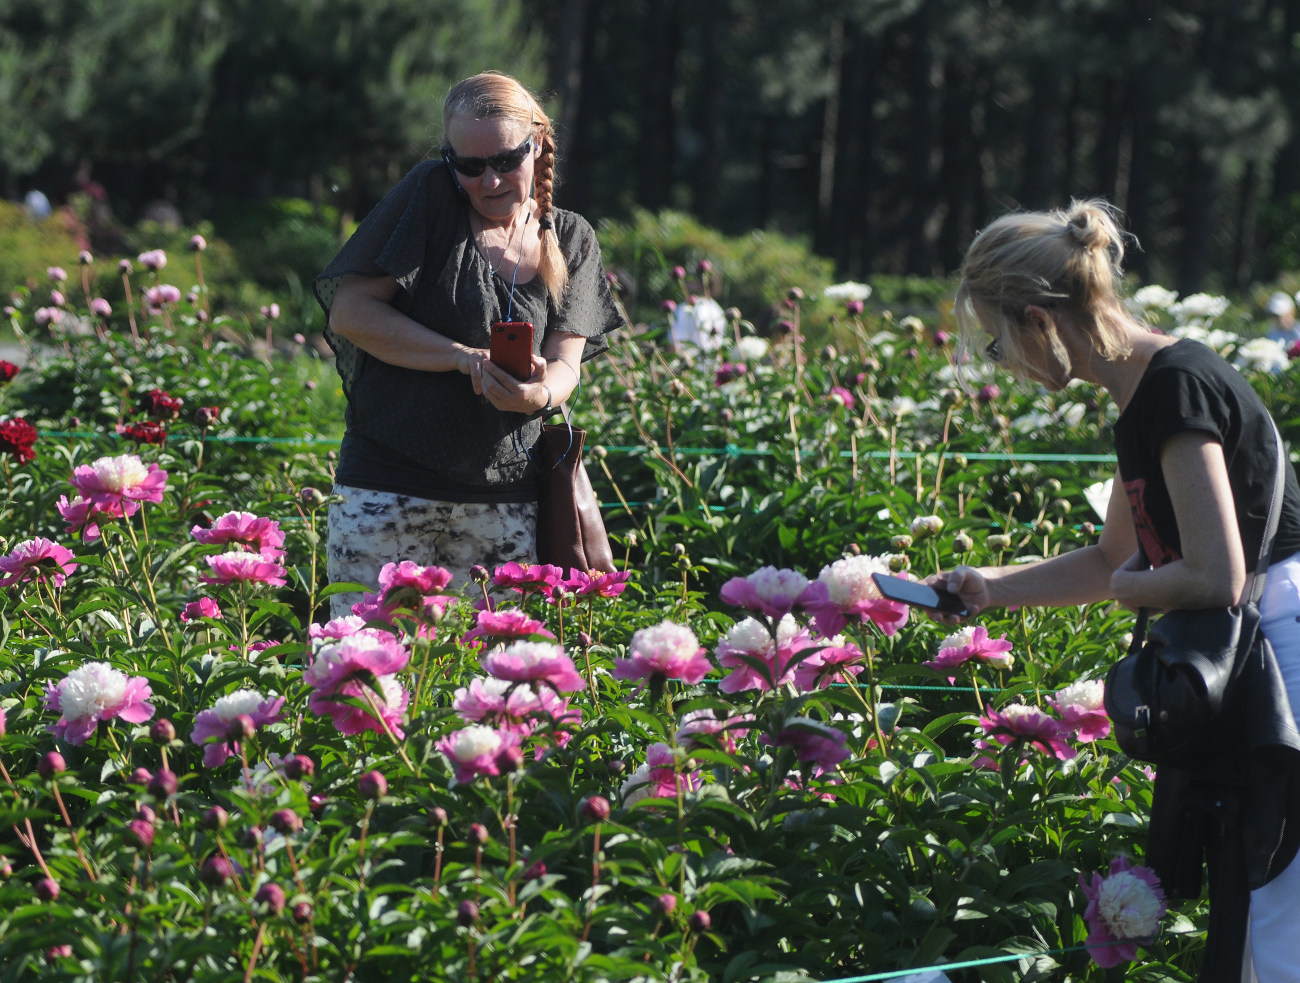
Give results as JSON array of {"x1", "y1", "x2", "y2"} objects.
[
  {"x1": 313, "y1": 160, "x2": 624, "y2": 502},
  {"x1": 1113, "y1": 339, "x2": 1300, "y2": 571}
]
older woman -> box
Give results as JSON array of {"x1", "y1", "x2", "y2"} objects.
[
  {"x1": 314, "y1": 72, "x2": 623, "y2": 614},
  {"x1": 937, "y1": 199, "x2": 1300, "y2": 979}
]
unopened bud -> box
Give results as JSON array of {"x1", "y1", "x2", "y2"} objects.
[
  {"x1": 358, "y1": 770, "x2": 387, "y2": 799},
  {"x1": 457, "y1": 899, "x2": 480, "y2": 926},
  {"x1": 38, "y1": 751, "x2": 66, "y2": 779},
  {"x1": 580, "y1": 795, "x2": 611, "y2": 823},
  {"x1": 150, "y1": 718, "x2": 176, "y2": 743}
]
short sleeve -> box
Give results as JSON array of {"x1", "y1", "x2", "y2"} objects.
[{"x1": 553, "y1": 211, "x2": 625, "y2": 362}]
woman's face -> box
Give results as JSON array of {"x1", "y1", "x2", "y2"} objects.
[{"x1": 443, "y1": 116, "x2": 538, "y2": 227}]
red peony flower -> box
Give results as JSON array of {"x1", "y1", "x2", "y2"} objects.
[
  {"x1": 0, "y1": 360, "x2": 19, "y2": 384},
  {"x1": 0, "y1": 417, "x2": 37, "y2": 463},
  {"x1": 139, "y1": 388, "x2": 184, "y2": 421}
]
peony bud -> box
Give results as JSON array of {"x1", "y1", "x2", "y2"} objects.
[
  {"x1": 147, "y1": 769, "x2": 178, "y2": 799},
  {"x1": 150, "y1": 718, "x2": 176, "y2": 744},
  {"x1": 125, "y1": 818, "x2": 155, "y2": 850},
  {"x1": 522, "y1": 860, "x2": 547, "y2": 882},
  {"x1": 689, "y1": 910, "x2": 711, "y2": 932},
  {"x1": 953, "y1": 532, "x2": 974, "y2": 553},
  {"x1": 35, "y1": 877, "x2": 60, "y2": 902},
  {"x1": 254, "y1": 882, "x2": 286, "y2": 915},
  {"x1": 292, "y1": 901, "x2": 314, "y2": 924},
  {"x1": 200, "y1": 856, "x2": 233, "y2": 887},
  {"x1": 201, "y1": 805, "x2": 228, "y2": 830},
  {"x1": 38, "y1": 751, "x2": 66, "y2": 779},
  {"x1": 467, "y1": 823, "x2": 489, "y2": 847},
  {"x1": 457, "y1": 899, "x2": 480, "y2": 926},
  {"x1": 268, "y1": 809, "x2": 302, "y2": 835},
  {"x1": 130, "y1": 766, "x2": 152, "y2": 786},
  {"x1": 299, "y1": 486, "x2": 325, "y2": 509},
  {"x1": 358, "y1": 770, "x2": 387, "y2": 799},
  {"x1": 136, "y1": 804, "x2": 157, "y2": 824},
  {"x1": 282, "y1": 754, "x2": 314, "y2": 780},
  {"x1": 580, "y1": 796, "x2": 611, "y2": 823},
  {"x1": 429, "y1": 806, "x2": 449, "y2": 828},
  {"x1": 655, "y1": 893, "x2": 677, "y2": 916}
]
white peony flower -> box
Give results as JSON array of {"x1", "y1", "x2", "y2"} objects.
[
  {"x1": 57, "y1": 662, "x2": 128, "y2": 720},
  {"x1": 1055, "y1": 679, "x2": 1105, "y2": 711},
  {"x1": 823, "y1": 281, "x2": 873, "y2": 303},
  {"x1": 1096, "y1": 871, "x2": 1166, "y2": 939},
  {"x1": 1234, "y1": 337, "x2": 1289, "y2": 374},
  {"x1": 815, "y1": 554, "x2": 890, "y2": 607}
]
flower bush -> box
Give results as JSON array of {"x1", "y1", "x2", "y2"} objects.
[{"x1": 4, "y1": 241, "x2": 1295, "y2": 981}]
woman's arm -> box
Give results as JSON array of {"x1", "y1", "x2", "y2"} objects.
[{"x1": 1108, "y1": 430, "x2": 1245, "y2": 609}]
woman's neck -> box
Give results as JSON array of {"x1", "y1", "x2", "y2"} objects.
[{"x1": 1087, "y1": 323, "x2": 1175, "y2": 413}]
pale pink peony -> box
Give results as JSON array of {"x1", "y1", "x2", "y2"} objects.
[
  {"x1": 201, "y1": 550, "x2": 288, "y2": 587},
  {"x1": 798, "y1": 554, "x2": 909, "y2": 638},
  {"x1": 70, "y1": 454, "x2": 167, "y2": 516},
  {"x1": 792, "y1": 639, "x2": 866, "y2": 691},
  {"x1": 143, "y1": 284, "x2": 181, "y2": 312},
  {"x1": 190, "y1": 689, "x2": 284, "y2": 767},
  {"x1": 613, "y1": 620, "x2": 711, "y2": 686},
  {"x1": 0, "y1": 537, "x2": 78, "y2": 588},
  {"x1": 977, "y1": 704, "x2": 1075, "y2": 763},
  {"x1": 191, "y1": 511, "x2": 286, "y2": 558},
  {"x1": 303, "y1": 634, "x2": 411, "y2": 738},
  {"x1": 719, "y1": 566, "x2": 811, "y2": 619},
  {"x1": 308, "y1": 615, "x2": 370, "y2": 641},
  {"x1": 923, "y1": 626, "x2": 1015, "y2": 682},
  {"x1": 762, "y1": 717, "x2": 851, "y2": 776},
  {"x1": 304, "y1": 633, "x2": 410, "y2": 692},
  {"x1": 377, "y1": 560, "x2": 454, "y2": 596},
  {"x1": 462, "y1": 608, "x2": 555, "y2": 649},
  {"x1": 715, "y1": 614, "x2": 816, "y2": 693},
  {"x1": 1079, "y1": 856, "x2": 1166, "y2": 968},
  {"x1": 481, "y1": 641, "x2": 583, "y2": 693},
  {"x1": 44, "y1": 662, "x2": 155, "y2": 745},
  {"x1": 675, "y1": 709, "x2": 752, "y2": 754},
  {"x1": 137, "y1": 249, "x2": 167, "y2": 271},
  {"x1": 1050, "y1": 679, "x2": 1111, "y2": 742},
  {"x1": 621, "y1": 742, "x2": 703, "y2": 805},
  {"x1": 452, "y1": 676, "x2": 581, "y2": 740},
  {"x1": 436, "y1": 724, "x2": 523, "y2": 784},
  {"x1": 180, "y1": 597, "x2": 223, "y2": 623}
]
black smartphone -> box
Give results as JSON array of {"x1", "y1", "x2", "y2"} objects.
[
  {"x1": 490, "y1": 321, "x2": 534, "y2": 381},
  {"x1": 871, "y1": 572, "x2": 970, "y2": 617}
]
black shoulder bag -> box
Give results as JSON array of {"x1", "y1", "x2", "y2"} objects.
[{"x1": 1104, "y1": 420, "x2": 1286, "y2": 767}]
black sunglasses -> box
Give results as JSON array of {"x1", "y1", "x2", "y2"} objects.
[
  {"x1": 440, "y1": 137, "x2": 533, "y2": 178},
  {"x1": 985, "y1": 338, "x2": 1003, "y2": 363}
]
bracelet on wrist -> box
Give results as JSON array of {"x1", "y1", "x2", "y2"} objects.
[{"x1": 541, "y1": 385, "x2": 554, "y2": 416}]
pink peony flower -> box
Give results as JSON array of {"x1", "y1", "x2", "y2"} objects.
[
  {"x1": 675, "y1": 709, "x2": 752, "y2": 754},
  {"x1": 1079, "y1": 856, "x2": 1166, "y2": 968},
  {"x1": 1050, "y1": 679, "x2": 1111, "y2": 742},
  {"x1": 191, "y1": 511, "x2": 286, "y2": 558},
  {"x1": 720, "y1": 566, "x2": 812, "y2": 619},
  {"x1": 562, "y1": 568, "x2": 632, "y2": 598},
  {"x1": 180, "y1": 597, "x2": 223, "y2": 623},
  {"x1": 762, "y1": 717, "x2": 851, "y2": 776},
  {"x1": 714, "y1": 362, "x2": 747, "y2": 386},
  {"x1": 481, "y1": 641, "x2": 583, "y2": 693},
  {"x1": 792, "y1": 639, "x2": 866, "y2": 691},
  {"x1": 0, "y1": 537, "x2": 78, "y2": 588},
  {"x1": 463, "y1": 608, "x2": 555, "y2": 649},
  {"x1": 621, "y1": 742, "x2": 702, "y2": 805},
  {"x1": 71, "y1": 454, "x2": 167, "y2": 517},
  {"x1": 303, "y1": 634, "x2": 411, "y2": 738},
  {"x1": 452, "y1": 676, "x2": 580, "y2": 738},
  {"x1": 827, "y1": 386, "x2": 856, "y2": 410},
  {"x1": 977, "y1": 704, "x2": 1075, "y2": 762},
  {"x1": 137, "y1": 249, "x2": 167, "y2": 271},
  {"x1": 44, "y1": 662, "x2": 155, "y2": 745},
  {"x1": 57, "y1": 494, "x2": 107, "y2": 542},
  {"x1": 143, "y1": 285, "x2": 181, "y2": 312},
  {"x1": 797, "y1": 554, "x2": 909, "y2": 638},
  {"x1": 201, "y1": 550, "x2": 288, "y2": 587},
  {"x1": 492, "y1": 561, "x2": 564, "y2": 594},
  {"x1": 190, "y1": 689, "x2": 284, "y2": 767},
  {"x1": 923, "y1": 626, "x2": 1015, "y2": 682},
  {"x1": 715, "y1": 614, "x2": 816, "y2": 693},
  {"x1": 90, "y1": 297, "x2": 112, "y2": 318},
  {"x1": 308, "y1": 615, "x2": 369, "y2": 641},
  {"x1": 613, "y1": 620, "x2": 711, "y2": 686},
  {"x1": 378, "y1": 560, "x2": 453, "y2": 596},
  {"x1": 436, "y1": 724, "x2": 523, "y2": 784}
]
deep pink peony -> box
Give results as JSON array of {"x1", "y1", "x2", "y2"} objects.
[
  {"x1": 191, "y1": 511, "x2": 286, "y2": 558},
  {"x1": 180, "y1": 597, "x2": 222, "y2": 623},
  {"x1": 0, "y1": 537, "x2": 78, "y2": 588},
  {"x1": 612, "y1": 620, "x2": 711, "y2": 686},
  {"x1": 1050, "y1": 679, "x2": 1111, "y2": 742},
  {"x1": 378, "y1": 560, "x2": 454, "y2": 595},
  {"x1": 303, "y1": 634, "x2": 411, "y2": 738},
  {"x1": 57, "y1": 494, "x2": 108, "y2": 542},
  {"x1": 719, "y1": 566, "x2": 811, "y2": 619},
  {"x1": 762, "y1": 717, "x2": 852, "y2": 776},
  {"x1": 481, "y1": 641, "x2": 583, "y2": 693},
  {"x1": 308, "y1": 615, "x2": 370, "y2": 641},
  {"x1": 923, "y1": 626, "x2": 1015, "y2": 682},
  {"x1": 715, "y1": 614, "x2": 816, "y2": 693},
  {"x1": 621, "y1": 742, "x2": 703, "y2": 805},
  {"x1": 492, "y1": 561, "x2": 565, "y2": 594},
  {"x1": 463, "y1": 608, "x2": 555, "y2": 649},
  {"x1": 70, "y1": 454, "x2": 167, "y2": 515},
  {"x1": 827, "y1": 386, "x2": 856, "y2": 410},
  {"x1": 1079, "y1": 856, "x2": 1166, "y2": 968},
  {"x1": 792, "y1": 640, "x2": 866, "y2": 691},
  {"x1": 977, "y1": 704, "x2": 1075, "y2": 762},
  {"x1": 201, "y1": 550, "x2": 288, "y2": 587},
  {"x1": 436, "y1": 724, "x2": 523, "y2": 784},
  {"x1": 797, "y1": 555, "x2": 909, "y2": 638},
  {"x1": 44, "y1": 662, "x2": 155, "y2": 745},
  {"x1": 190, "y1": 689, "x2": 284, "y2": 767},
  {"x1": 562, "y1": 568, "x2": 632, "y2": 598}
]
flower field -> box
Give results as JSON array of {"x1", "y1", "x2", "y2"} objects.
[{"x1": 1, "y1": 249, "x2": 1297, "y2": 982}]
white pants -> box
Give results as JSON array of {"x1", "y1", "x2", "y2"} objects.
[{"x1": 1247, "y1": 553, "x2": 1300, "y2": 981}]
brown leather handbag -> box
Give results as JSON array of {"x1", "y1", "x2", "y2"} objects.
[{"x1": 535, "y1": 419, "x2": 615, "y2": 573}]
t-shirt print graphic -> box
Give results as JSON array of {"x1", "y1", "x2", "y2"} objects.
[{"x1": 1124, "y1": 477, "x2": 1181, "y2": 568}]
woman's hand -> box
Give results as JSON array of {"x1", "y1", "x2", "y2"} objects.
[
  {"x1": 480, "y1": 354, "x2": 549, "y2": 413},
  {"x1": 456, "y1": 347, "x2": 492, "y2": 395},
  {"x1": 925, "y1": 565, "x2": 991, "y2": 625}
]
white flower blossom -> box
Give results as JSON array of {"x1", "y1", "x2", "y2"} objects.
[
  {"x1": 211, "y1": 689, "x2": 274, "y2": 724},
  {"x1": 733, "y1": 336, "x2": 769, "y2": 362},
  {"x1": 1096, "y1": 871, "x2": 1165, "y2": 939},
  {"x1": 1055, "y1": 679, "x2": 1105, "y2": 711},
  {"x1": 823, "y1": 281, "x2": 873, "y2": 303},
  {"x1": 1128, "y1": 285, "x2": 1179, "y2": 311},
  {"x1": 57, "y1": 662, "x2": 128, "y2": 721},
  {"x1": 1234, "y1": 337, "x2": 1289, "y2": 375},
  {"x1": 815, "y1": 554, "x2": 891, "y2": 607}
]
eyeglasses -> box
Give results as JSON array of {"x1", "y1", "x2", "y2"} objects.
[
  {"x1": 440, "y1": 137, "x2": 533, "y2": 178},
  {"x1": 984, "y1": 338, "x2": 1003, "y2": 363}
]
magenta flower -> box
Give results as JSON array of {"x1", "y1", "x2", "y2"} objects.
[
  {"x1": 190, "y1": 689, "x2": 285, "y2": 767},
  {"x1": 463, "y1": 608, "x2": 555, "y2": 649},
  {"x1": 44, "y1": 662, "x2": 155, "y2": 745},
  {"x1": 719, "y1": 566, "x2": 811, "y2": 619},
  {"x1": 923, "y1": 626, "x2": 1015, "y2": 682},
  {"x1": 562, "y1": 568, "x2": 632, "y2": 598},
  {"x1": 57, "y1": 494, "x2": 112, "y2": 542},
  {"x1": 308, "y1": 615, "x2": 369, "y2": 641},
  {"x1": 1050, "y1": 679, "x2": 1111, "y2": 742},
  {"x1": 143, "y1": 285, "x2": 181, "y2": 312},
  {"x1": 621, "y1": 742, "x2": 702, "y2": 805},
  {"x1": 1079, "y1": 857, "x2": 1166, "y2": 968},
  {"x1": 0, "y1": 537, "x2": 78, "y2": 589},
  {"x1": 378, "y1": 560, "x2": 454, "y2": 595},
  {"x1": 180, "y1": 597, "x2": 223, "y2": 623},
  {"x1": 797, "y1": 554, "x2": 909, "y2": 638},
  {"x1": 675, "y1": 709, "x2": 752, "y2": 754},
  {"x1": 436, "y1": 724, "x2": 523, "y2": 784},
  {"x1": 303, "y1": 633, "x2": 411, "y2": 738},
  {"x1": 977, "y1": 704, "x2": 1075, "y2": 762},
  {"x1": 715, "y1": 614, "x2": 816, "y2": 693},
  {"x1": 481, "y1": 641, "x2": 583, "y2": 693},
  {"x1": 348, "y1": 560, "x2": 457, "y2": 626},
  {"x1": 792, "y1": 639, "x2": 866, "y2": 691},
  {"x1": 90, "y1": 298, "x2": 112, "y2": 318},
  {"x1": 714, "y1": 362, "x2": 747, "y2": 386},
  {"x1": 613, "y1": 620, "x2": 711, "y2": 686},
  {"x1": 191, "y1": 511, "x2": 286, "y2": 558},
  {"x1": 71, "y1": 454, "x2": 167, "y2": 517},
  {"x1": 201, "y1": 550, "x2": 288, "y2": 587},
  {"x1": 827, "y1": 386, "x2": 856, "y2": 410},
  {"x1": 762, "y1": 717, "x2": 851, "y2": 776},
  {"x1": 492, "y1": 561, "x2": 565, "y2": 594}
]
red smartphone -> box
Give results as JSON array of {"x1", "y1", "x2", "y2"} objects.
[{"x1": 490, "y1": 321, "x2": 534, "y2": 381}]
